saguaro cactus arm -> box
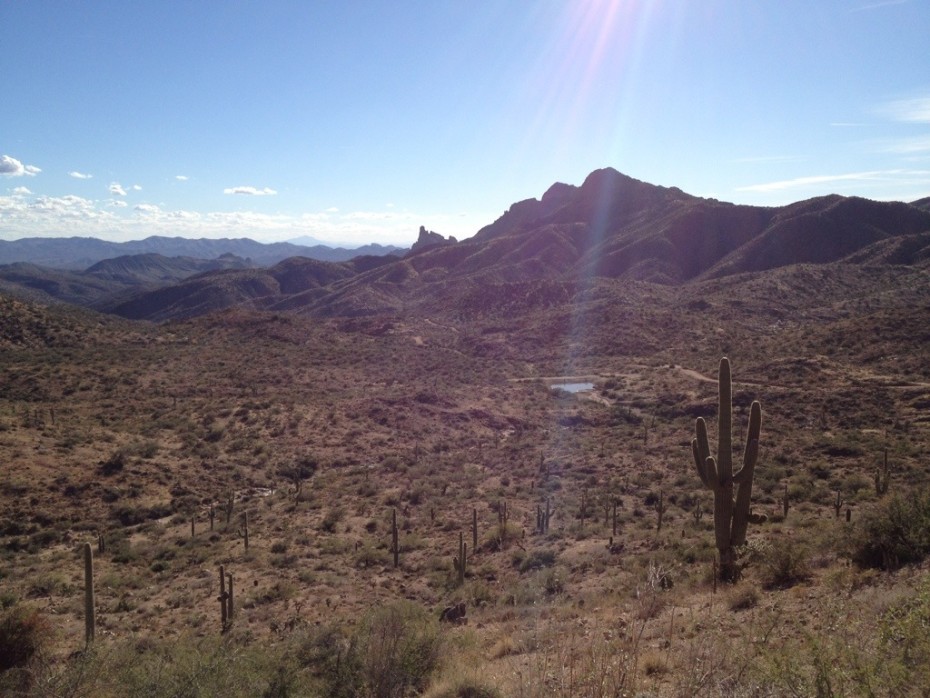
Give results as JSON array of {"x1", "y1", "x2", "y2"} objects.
[
  {"x1": 692, "y1": 418, "x2": 713, "y2": 486},
  {"x1": 731, "y1": 401, "x2": 762, "y2": 546}
]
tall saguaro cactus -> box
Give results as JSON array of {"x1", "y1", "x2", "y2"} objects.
[
  {"x1": 83, "y1": 542, "x2": 96, "y2": 645},
  {"x1": 692, "y1": 358, "x2": 762, "y2": 583}
]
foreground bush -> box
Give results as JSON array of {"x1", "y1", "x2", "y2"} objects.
[
  {"x1": 356, "y1": 601, "x2": 442, "y2": 698},
  {"x1": 294, "y1": 600, "x2": 442, "y2": 698},
  {"x1": 0, "y1": 605, "x2": 52, "y2": 674},
  {"x1": 850, "y1": 491, "x2": 930, "y2": 570}
]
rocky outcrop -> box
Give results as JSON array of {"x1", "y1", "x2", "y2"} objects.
[{"x1": 408, "y1": 226, "x2": 457, "y2": 255}]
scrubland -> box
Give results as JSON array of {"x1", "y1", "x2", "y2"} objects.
[{"x1": 2, "y1": 265, "x2": 930, "y2": 696}]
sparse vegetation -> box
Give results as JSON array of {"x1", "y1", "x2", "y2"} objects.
[{"x1": 3, "y1": 236, "x2": 930, "y2": 696}]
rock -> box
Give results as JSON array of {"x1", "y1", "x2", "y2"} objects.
[{"x1": 409, "y1": 226, "x2": 455, "y2": 254}]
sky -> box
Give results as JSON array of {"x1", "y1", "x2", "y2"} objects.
[{"x1": 2, "y1": 0, "x2": 929, "y2": 247}]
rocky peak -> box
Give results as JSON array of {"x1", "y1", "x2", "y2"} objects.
[{"x1": 409, "y1": 226, "x2": 457, "y2": 254}]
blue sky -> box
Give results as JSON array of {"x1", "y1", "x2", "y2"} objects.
[{"x1": 2, "y1": 0, "x2": 929, "y2": 246}]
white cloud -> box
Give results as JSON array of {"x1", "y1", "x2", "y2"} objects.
[
  {"x1": 852, "y1": 0, "x2": 909, "y2": 12},
  {"x1": 30, "y1": 195, "x2": 102, "y2": 221},
  {"x1": 736, "y1": 169, "x2": 930, "y2": 200},
  {"x1": 12, "y1": 186, "x2": 31, "y2": 196},
  {"x1": 732, "y1": 155, "x2": 805, "y2": 164},
  {"x1": 346, "y1": 210, "x2": 408, "y2": 221},
  {"x1": 167, "y1": 209, "x2": 201, "y2": 221},
  {"x1": 876, "y1": 95, "x2": 930, "y2": 124},
  {"x1": 1, "y1": 155, "x2": 41, "y2": 177},
  {"x1": 879, "y1": 135, "x2": 930, "y2": 154},
  {"x1": 737, "y1": 171, "x2": 891, "y2": 193},
  {"x1": 0, "y1": 192, "x2": 479, "y2": 246},
  {"x1": 223, "y1": 185, "x2": 277, "y2": 196},
  {"x1": 0, "y1": 196, "x2": 26, "y2": 214},
  {"x1": 109, "y1": 182, "x2": 127, "y2": 196},
  {"x1": 132, "y1": 184, "x2": 142, "y2": 191},
  {"x1": 175, "y1": 175, "x2": 189, "y2": 181},
  {"x1": 69, "y1": 171, "x2": 93, "y2": 179}
]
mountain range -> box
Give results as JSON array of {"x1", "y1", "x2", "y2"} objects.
[
  {"x1": 0, "y1": 235, "x2": 404, "y2": 269},
  {"x1": 2, "y1": 167, "x2": 930, "y2": 322}
]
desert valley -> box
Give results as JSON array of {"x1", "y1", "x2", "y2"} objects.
[{"x1": 3, "y1": 168, "x2": 930, "y2": 696}]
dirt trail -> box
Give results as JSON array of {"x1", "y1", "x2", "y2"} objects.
[{"x1": 675, "y1": 366, "x2": 716, "y2": 383}]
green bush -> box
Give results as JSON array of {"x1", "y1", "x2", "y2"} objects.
[
  {"x1": 296, "y1": 601, "x2": 441, "y2": 698},
  {"x1": 850, "y1": 491, "x2": 930, "y2": 570},
  {"x1": 517, "y1": 548, "x2": 557, "y2": 573},
  {"x1": 759, "y1": 539, "x2": 811, "y2": 589},
  {"x1": 293, "y1": 624, "x2": 363, "y2": 698},
  {"x1": 358, "y1": 601, "x2": 442, "y2": 698}
]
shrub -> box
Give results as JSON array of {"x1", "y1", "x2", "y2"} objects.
[
  {"x1": 727, "y1": 584, "x2": 760, "y2": 611},
  {"x1": 759, "y1": 539, "x2": 810, "y2": 589},
  {"x1": 100, "y1": 449, "x2": 126, "y2": 476},
  {"x1": 294, "y1": 624, "x2": 363, "y2": 698},
  {"x1": 358, "y1": 601, "x2": 442, "y2": 698},
  {"x1": 423, "y1": 676, "x2": 504, "y2": 698},
  {"x1": 0, "y1": 605, "x2": 52, "y2": 673},
  {"x1": 320, "y1": 508, "x2": 344, "y2": 533},
  {"x1": 850, "y1": 491, "x2": 930, "y2": 570},
  {"x1": 354, "y1": 544, "x2": 390, "y2": 569},
  {"x1": 517, "y1": 548, "x2": 557, "y2": 573},
  {"x1": 297, "y1": 602, "x2": 441, "y2": 698}
]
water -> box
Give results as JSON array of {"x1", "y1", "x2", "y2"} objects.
[{"x1": 550, "y1": 382, "x2": 595, "y2": 393}]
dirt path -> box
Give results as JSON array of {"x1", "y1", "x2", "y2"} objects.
[{"x1": 674, "y1": 366, "x2": 716, "y2": 383}]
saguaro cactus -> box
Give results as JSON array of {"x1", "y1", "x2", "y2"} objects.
[
  {"x1": 654, "y1": 490, "x2": 666, "y2": 532},
  {"x1": 226, "y1": 571, "x2": 234, "y2": 620},
  {"x1": 83, "y1": 543, "x2": 96, "y2": 645},
  {"x1": 875, "y1": 449, "x2": 891, "y2": 495},
  {"x1": 692, "y1": 358, "x2": 762, "y2": 583},
  {"x1": 453, "y1": 531, "x2": 467, "y2": 585},
  {"x1": 391, "y1": 508, "x2": 399, "y2": 568},
  {"x1": 218, "y1": 565, "x2": 229, "y2": 631}
]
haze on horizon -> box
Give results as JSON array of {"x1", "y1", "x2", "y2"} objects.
[{"x1": 2, "y1": 1, "x2": 929, "y2": 248}]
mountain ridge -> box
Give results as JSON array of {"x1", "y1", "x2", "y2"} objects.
[
  {"x1": 0, "y1": 235, "x2": 405, "y2": 269},
  {"x1": 5, "y1": 168, "x2": 930, "y2": 322}
]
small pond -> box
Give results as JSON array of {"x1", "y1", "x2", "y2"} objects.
[{"x1": 550, "y1": 382, "x2": 595, "y2": 393}]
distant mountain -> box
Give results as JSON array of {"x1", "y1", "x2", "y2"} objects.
[
  {"x1": 11, "y1": 168, "x2": 930, "y2": 322},
  {"x1": 287, "y1": 235, "x2": 330, "y2": 247},
  {"x1": 106, "y1": 255, "x2": 395, "y2": 322},
  {"x1": 912, "y1": 196, "x2": 930, "y2": 212},
  {"x1": 0, "y1": 253, "x2": 251, "y2": 308},
  {"x1": 84, "y1": 253, "x2": 251, "y2": 285},
  {"x1": 0, "y1": 235, "x2": 405, "y2": 269}
]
